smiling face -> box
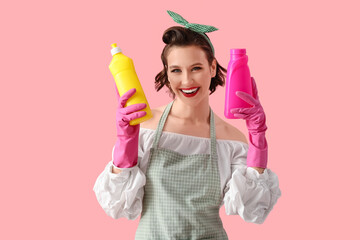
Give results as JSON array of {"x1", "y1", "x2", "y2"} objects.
[{"x1": 166, "y1": 45, "x2": 216, "y2": 105}]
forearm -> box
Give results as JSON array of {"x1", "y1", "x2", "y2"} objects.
[
  {"x1": 247, "y1": 131, "x2": 268, "y2": 169},
  {"x1": 248, "y1": 127, "x2": 267, "y2": 173},
  {"x1": 251, "y1": 167, "x2": 265, "y2": 174},
  {"x1": 113, "y1": 135, "x2": 139, "y2": 168},
  {"x1": 112, "y1": 166, "x2": 123, "y2": 174}
]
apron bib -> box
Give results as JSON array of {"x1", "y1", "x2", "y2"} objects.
[{"x1": 135, "y1": 101, "x2": 228, "y2": 240}]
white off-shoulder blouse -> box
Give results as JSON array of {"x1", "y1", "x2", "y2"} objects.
[{"x1": 93, "y1": 128, "x2": 281, "y2": 224}]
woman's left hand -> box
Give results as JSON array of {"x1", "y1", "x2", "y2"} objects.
[
  {"x1": 230, "y1": 77, "x2": 267, "y2": 134},
  {"x1": 230, "y1": 77, "x2": 268, "y2": 170}
]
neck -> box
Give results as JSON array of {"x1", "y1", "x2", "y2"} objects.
[{"x1": 170, "y1": 98, "x2": 210, "y2": 125}]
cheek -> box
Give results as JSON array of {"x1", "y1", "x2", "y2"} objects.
[
  {"x1": 200, "y1": 72, "x2": 212, "y2": 85},
  {"x1": 168, "y1": 79, "x2": 179, "y2": 92}
]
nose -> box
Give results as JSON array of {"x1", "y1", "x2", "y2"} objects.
[{"x1": 182, "y1": 71, "x2": 194, "y2": 85}]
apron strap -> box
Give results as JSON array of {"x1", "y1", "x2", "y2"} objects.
[
  {"x1": 152, "y1": 100, "x2": 217, "y2": 157},
  {"x1": 152, "y1": 101, "x2": 174, "y2": 149},
  {"x1": 209, "y1": 108, "x2": 217, "y2": 157}
]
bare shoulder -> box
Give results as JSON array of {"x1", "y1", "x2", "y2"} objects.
[
  {"x1": 140, "y1": 105, "x2": 166, "y2": 130},
  {"x1": 214, "y1": 114, "x2": 248, "y2": 144}
]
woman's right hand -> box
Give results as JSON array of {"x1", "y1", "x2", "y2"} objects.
[
  {"x1": 115, "y1": 84, "x2": 147, "y2": 137},
  {"x1": 113, "y1": 84, "x2": 147, "y2": 169}
]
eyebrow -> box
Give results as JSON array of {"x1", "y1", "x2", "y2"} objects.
[{"x1": 169, "y1": 63, "x2": 203, "y2": 69}]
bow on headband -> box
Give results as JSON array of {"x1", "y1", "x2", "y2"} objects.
[{"x1": 167, "y1": 10, "x2": 218, "y2": 55}]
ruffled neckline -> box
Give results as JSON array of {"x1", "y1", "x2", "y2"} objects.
[{"x1": 140, "y1": 127, "x2": 248, "y2": 146}]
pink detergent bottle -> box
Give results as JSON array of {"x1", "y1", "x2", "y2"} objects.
[{"x1": 224, "y1": 48, "x2": 254, "y2": 119}]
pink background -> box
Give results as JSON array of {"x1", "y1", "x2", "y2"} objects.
[{"x1": 1, "y1": 0, "x2": 359, "y2": 239}]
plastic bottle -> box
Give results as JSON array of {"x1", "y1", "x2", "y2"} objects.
[
  {"x1": 109, "y1": 43, "x2": 153, "y2": 125},
  {"x1": 224, "y1": 48, "x2": 254, "y2": 119}
]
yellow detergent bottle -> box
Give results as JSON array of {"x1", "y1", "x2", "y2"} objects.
[{"x1": 109, "y1": 43, "x2": 153, "y2": 125}]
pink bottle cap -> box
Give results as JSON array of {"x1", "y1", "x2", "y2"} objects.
[{"x1": 230, "y1": 49, "x2": 246, "y2": 55}]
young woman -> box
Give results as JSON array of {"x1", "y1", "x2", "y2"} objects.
[{"x1": 94, "y1": 10, "x2": 281, "y2": 240}]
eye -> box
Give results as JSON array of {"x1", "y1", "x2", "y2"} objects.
[{"x1": 170, "y1": 67, "x2": 201, "y2": 73}]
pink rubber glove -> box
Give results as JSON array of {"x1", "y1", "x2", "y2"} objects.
[
  {"x1": 230, "y1": 77, "x2": 268, "y2": 169},
  {"x1": 113, "y1": 84, "x2": 147, "y2": 168}
]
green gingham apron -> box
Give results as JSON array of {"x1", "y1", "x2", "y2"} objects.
[{"x1": 135, "y1": 101, "x2": 228, "y2": 240}]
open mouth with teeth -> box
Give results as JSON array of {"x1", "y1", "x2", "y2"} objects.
[{"x1": 180, "y1": 87, "x2": 200, "y2": 97}]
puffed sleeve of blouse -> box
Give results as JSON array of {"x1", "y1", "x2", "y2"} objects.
[
  {"x1": 92, "y1": 144, "x2": 146, "y2": 220},
  {"x1": 223, "y1": 142, "x2": 282, "y2": 224}
]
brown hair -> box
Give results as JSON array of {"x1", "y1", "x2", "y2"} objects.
[{"x1": 155, "y1": 26, "x2": 227, "y2": 99}]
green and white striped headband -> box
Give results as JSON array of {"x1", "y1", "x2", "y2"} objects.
[{"x1": 166, "y1": 10, "x2": 218, "y2": 55}]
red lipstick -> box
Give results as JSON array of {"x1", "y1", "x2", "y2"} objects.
[{"x1": 179, "y1": 87, "x2": 200, "y2": 98}]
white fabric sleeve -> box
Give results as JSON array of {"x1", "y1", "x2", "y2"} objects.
[
  {"x1": 223, "y1": 144, "x2": 282, "y2": 224},
  {"x1": 92, "y1": 145, "x2": 146, "y2": 220}
]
